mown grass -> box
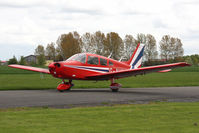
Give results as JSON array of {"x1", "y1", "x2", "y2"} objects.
[
  {"x1": 0, "y1": 66, "x2": 198, "y2": 90},
  {"x1": 0, "y1": 66, "x2": 37, "y2": 74},
  {"x1": 0, "y1": 102, "x2": 199, "y2": 133},
  {"x1": 171, "y1": 66, "x2": 199, "y2": 72},
  {"x1": 0, "y1": 72, "x2": 199, "y2": 90}
]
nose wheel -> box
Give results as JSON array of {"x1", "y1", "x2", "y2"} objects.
[{"x1": 57, "y1": 80, "x2": 74, "y2": 92}]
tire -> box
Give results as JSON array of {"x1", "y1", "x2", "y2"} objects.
[
  {"x1": 111, "y1": 89, "x2": 118, "y2": 92},
  {"x1": 65, "y1": 88, "x2": 71, "y2": 91}
]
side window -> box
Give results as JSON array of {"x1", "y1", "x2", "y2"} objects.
[
  {"x1": 100, "y1": 58, "x2": 107, "y2": 66},
  {"x1": 87, "y1": 56, "x2": 99, "y2": 65},
  {"x1": 109, "y1": 61, "x2": 114, "y2": 66}
]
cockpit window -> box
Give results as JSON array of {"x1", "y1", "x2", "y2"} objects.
[
  {"x1": 109, "y1": 61, "x2": 114, "y2": 66},
  {"x1": 66, "y1": 53, "x2": 86, "y2": 63},
  {"x1": 100, "y1": 58, "x2": 107, "y2": 66},
  {"x1": 87, "y1": 56, "x2": 99, "y2": 65}
]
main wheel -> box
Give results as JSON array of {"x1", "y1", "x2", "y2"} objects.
[
  {"x1": 111, "y1": 88, "x2": 118, "y2": 92},
  {"x1": 110, "y1": 83, "x2": 121, "y2": 92},
  {"x1": 58, "y1": 89, "x2": 64, "y2": 92}
]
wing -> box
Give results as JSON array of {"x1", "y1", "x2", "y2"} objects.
[
  {"x1": 8, "y1": 64, "x2": 50, "y2": 74},
  {"x1": 85, "y1": 62, "x2": 191, "y2": 80}
]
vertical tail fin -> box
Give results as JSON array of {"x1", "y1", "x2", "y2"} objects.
[{"x1": 126, "y1": 43, "x2": 145, "y2": 69}]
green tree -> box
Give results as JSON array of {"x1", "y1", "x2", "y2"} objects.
[
  {"x1": 160, "y1": 35, "x2": 184, "y2": 61},
  {"x1": 80, "y1": 32, "x2": 95, "y2": 53},
  {"x1": 137, "y1": 33, "x2": 146, "y2": 43},
  {"x1": 46, "y1": 42, "x2": 56, "y2": 60},
  {"x1": 104, "y1": 32, "x2": 124, "y2": 60},
  {"x1": 55, "y1": 46, "x2": 64, "y2": 61},
  {"x1": 8, "y1": 56, "x2": 18, "y2": 64},
  {"x1": 145, "y1": 34, "x2": 158, "y2": 62},
  {"x1": 184, "y1": 56, "x2": 193, "y2": 65},
  {"x1": 160, "y1": 35, "x2": 173, "y2": 61},
  {"x1": 123, "y1": 35, "x2": 137, "y2": 61},
  {"x1": 190, "y1": 55, "x2": 199, "y2": 66},
  {"x1": 34, "y1": 45, "x2": 46, "y2": 66},
  {"x1": 57, "y1": 31, "x2": 81, "y2": 60},
  {"x1": 174, "y1": 38, "x2": 184, "y2": 58},
  {"x1": 19, "y1": 56, "x2": 26, "y2": 65},
  {"x1": 93, "y1": 31, "x2": 106, "y2": 55}
]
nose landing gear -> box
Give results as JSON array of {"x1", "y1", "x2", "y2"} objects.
[{"x1": 57, "y1": 79, "x2": 74, "y2": 92}]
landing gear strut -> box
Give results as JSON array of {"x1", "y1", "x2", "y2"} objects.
[
  {"x1": 57, "y1": 79, "x2": 74, "y2": 92},
  {"x1": 110, "y1": 79, "x2": 121, "y2": 92}
]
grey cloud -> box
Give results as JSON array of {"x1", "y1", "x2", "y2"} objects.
[
  {"x1": 0, "y1": 1, "x2": 55, "y2": 9},
  {"x1": 0, "y1": 43, "x2": 35, "y2": 60},
  {"x1": 0, "y1": 2, "x2": 40, "y2": 8},
  {"x1": 152, "y1": 19, "x2": 168, "y2": 29},
  {"x1": 48, "y1": 25, "x2": 74, "y2": 31},
  {"x1": 124, "y1": 11, "x2": 152, "y2": 16},
  {"x1": 59, "y1": 7, "x2": 103, "y2": 15},
  {"x1": 0, "y1": 1, "x2": 104, "y2": 16},
  {"x1": 175, "y1": 0, "x2": 199, "y2": 6},
  {"x1": 173, "y1": 0, "x2": 199, "y2": 15},
  {"x1": 182, "y1": 29, "x2": 199, "y2": 41}
]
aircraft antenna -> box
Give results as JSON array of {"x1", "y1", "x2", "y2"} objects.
[
  {"x1": 108, "y1": 52, "x2": 112, "y2": 58},
  {"x1": 119, "y1": 57, "x2": 123, "y2": 62}
]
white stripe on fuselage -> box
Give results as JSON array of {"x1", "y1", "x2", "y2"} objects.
[{"x1": 64, "y1": 65, "x2": 109, "y2": 73}]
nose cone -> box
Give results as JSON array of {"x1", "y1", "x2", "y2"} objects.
[
  {"x1": 48, "y1": 62, "x2": 55, "y2": 73},
  {"x1": 48, "y1": 62, "x2": 63, "y2": 78},
  {"x1": 48, "y1": 62, "x2": 55, "y2": 69}
]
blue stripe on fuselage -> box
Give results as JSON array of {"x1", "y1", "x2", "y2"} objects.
[{"x1": 74, "y1": 66, "x2": 109, "y2": 72}]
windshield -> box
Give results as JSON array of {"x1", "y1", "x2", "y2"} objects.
[{"x1": 66, "y1": 53, "x2": 86, "y2": 63}]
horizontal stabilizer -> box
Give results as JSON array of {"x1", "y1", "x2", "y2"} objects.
[{"x1": 158, "y1": 69, "x2": 171, "y2": 73}]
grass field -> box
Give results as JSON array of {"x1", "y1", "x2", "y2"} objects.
[
  {"x1": 0, "y1": 66, "x2": 198, "y2": 90},
  {"x1": 171, "y1": 66, "x2": 199, "y2": 72},
  {"x1": 0, "y1": 102, "x2": 199, "y2": 133}
]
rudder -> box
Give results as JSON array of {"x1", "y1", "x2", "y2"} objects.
[{"x1": 126, "y1": 43, "x2": 145, "y2": 69}]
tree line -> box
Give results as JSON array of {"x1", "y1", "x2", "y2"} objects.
[
  {"x1": 36, "y1": 31, "x2": 184, "y2": 62},
  {"x1": 8, "y1": 31, "x2": 199, "y2": 66}
]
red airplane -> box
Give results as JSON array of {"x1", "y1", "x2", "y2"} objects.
[{"x1": 8, "y1": 43, "x2": 190, "y2": 92}]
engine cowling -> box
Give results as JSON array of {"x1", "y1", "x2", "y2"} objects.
[{"x1": 48, "y1": 62, "x2": 63, "y2": 78}]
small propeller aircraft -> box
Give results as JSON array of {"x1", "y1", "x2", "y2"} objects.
[{"x1": 8, "y1": 43, "x2": 190, "y2": 92}]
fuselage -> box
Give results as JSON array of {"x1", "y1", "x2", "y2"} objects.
[{"x1": 48, "y1": 53, "x2": 131, "y2": 80}]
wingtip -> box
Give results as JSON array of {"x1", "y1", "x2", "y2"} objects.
[
  {"x1": 8, "y1": 64, "x2": 19, "y2": 67},
  {"x1": 184, "y1": 62, "x2": 192, "y2": 66}
]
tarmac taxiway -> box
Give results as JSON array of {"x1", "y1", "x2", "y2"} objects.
[{"x1": 0, "y1": 87, "x2": 199, "y2": 108}]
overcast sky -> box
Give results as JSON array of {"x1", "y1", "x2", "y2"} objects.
[{"x1": 0, "y1": 0, "x2": 199, "y2": 60}]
